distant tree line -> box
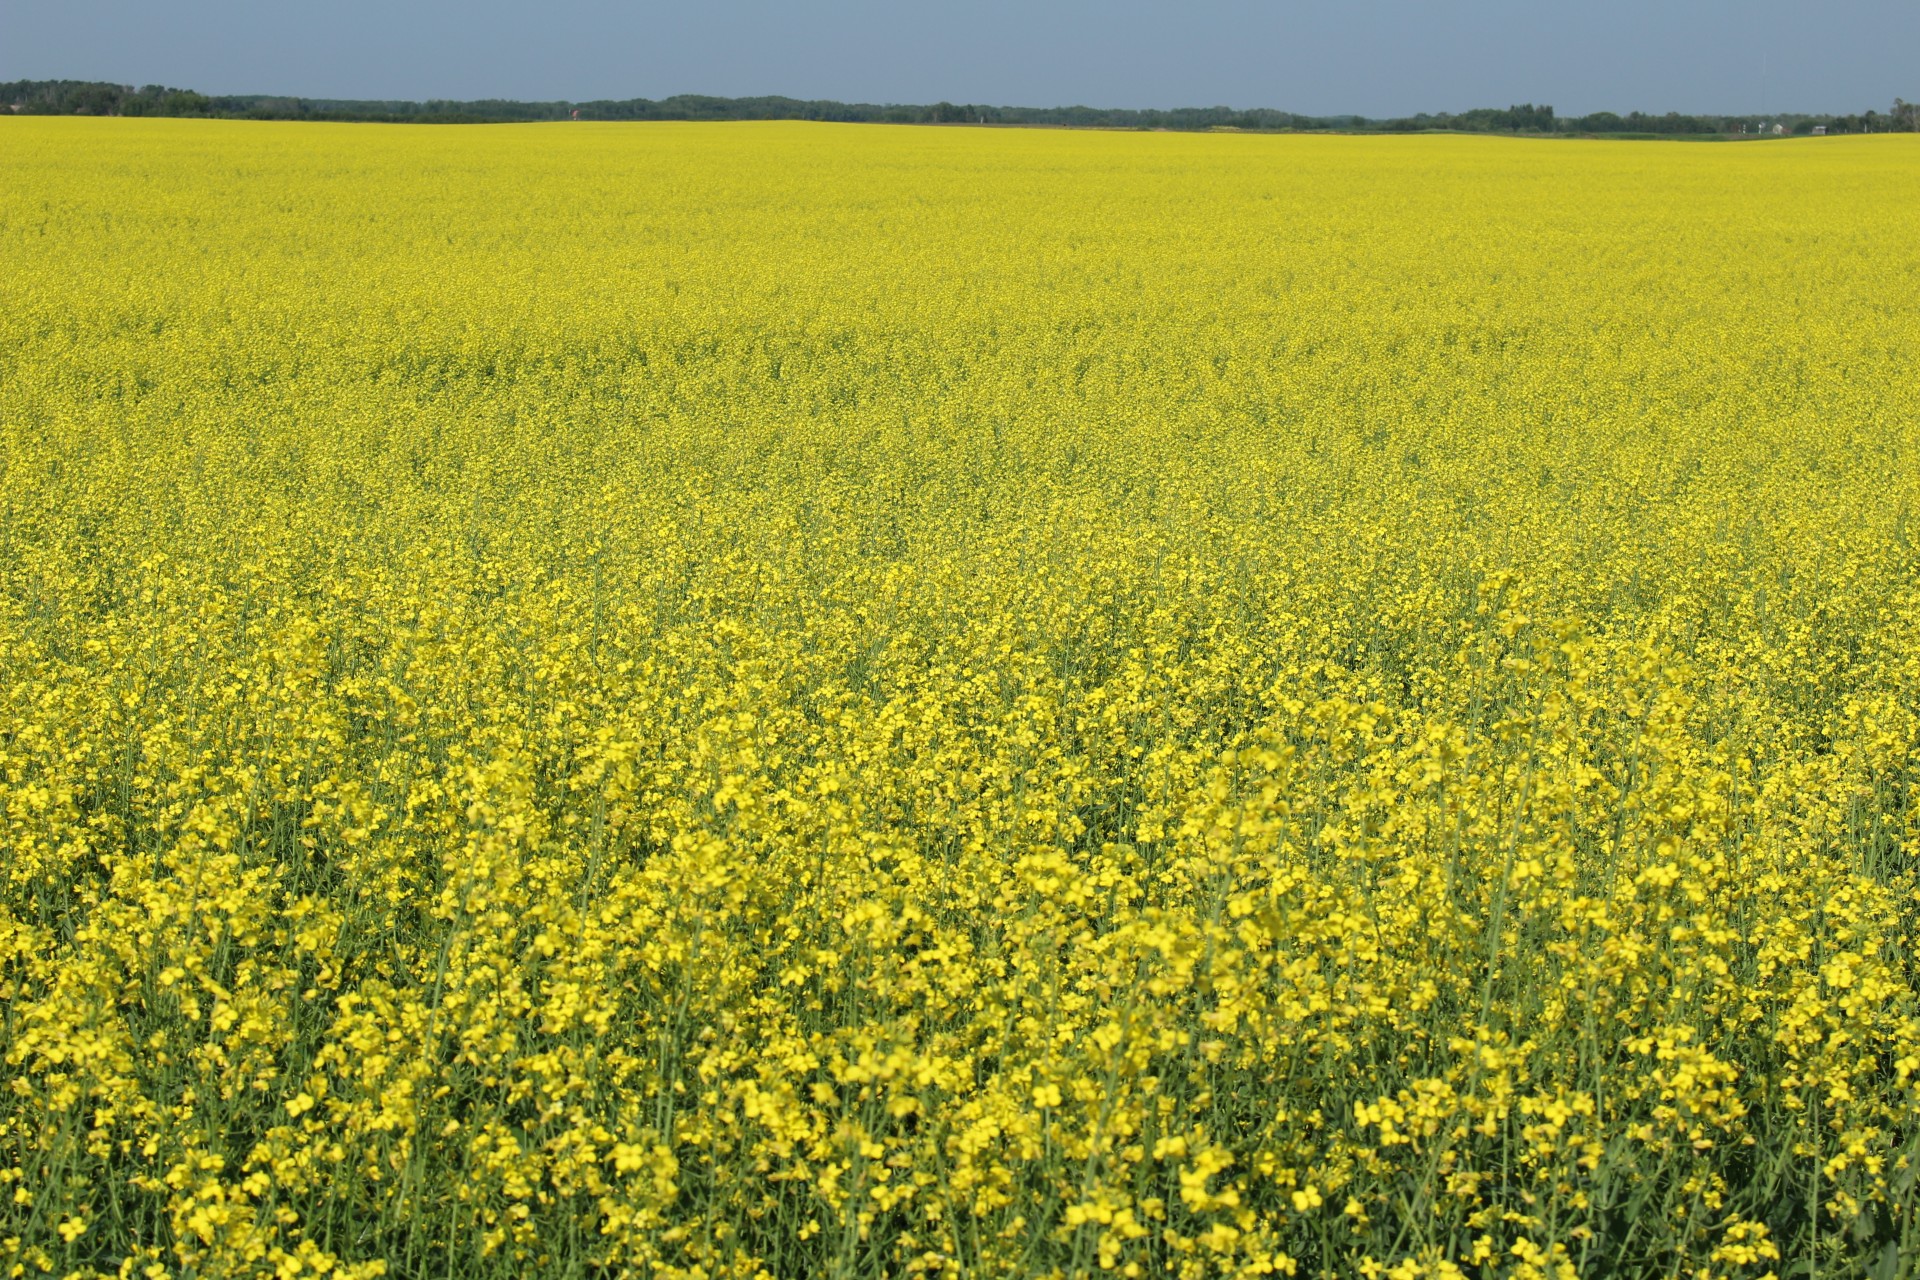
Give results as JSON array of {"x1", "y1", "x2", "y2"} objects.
[{"x1": 5, "y1": 80, "x2": 1916, "y2": 136}]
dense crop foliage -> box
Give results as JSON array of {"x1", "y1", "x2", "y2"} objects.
[{"x1": 3, "y1": 118, "x2": 1919, "y2": 1279}]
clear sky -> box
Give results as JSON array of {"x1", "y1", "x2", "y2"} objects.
[{"x1": 5, "y1": 0, "x2": 1914, "y2": 118}]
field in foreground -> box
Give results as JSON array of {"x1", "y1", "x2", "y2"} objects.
[{"x1": 3, "y1": 119, "x2": 1919, "y2": 1279}]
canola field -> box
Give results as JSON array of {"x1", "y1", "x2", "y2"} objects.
[{"x1": 3, "y1": 118, "x2": 1920, "y2": 1280}]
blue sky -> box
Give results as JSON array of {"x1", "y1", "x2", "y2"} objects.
[{"x1": 5, "y1": 0, "x2": 1914, "y2": 118}]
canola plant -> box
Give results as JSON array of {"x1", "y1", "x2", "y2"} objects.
[{"x1": 2, "y1": 118, "x2": 1919, "y2": 1279}]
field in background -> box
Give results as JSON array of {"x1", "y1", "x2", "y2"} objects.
[{"x1": 3, "y1": 119, "x2": 1919, "y2": 1279}]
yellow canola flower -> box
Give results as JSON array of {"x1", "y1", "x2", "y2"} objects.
[{"x1": 1, "y1": 116, "x2": 1918, "y2": 1278}]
